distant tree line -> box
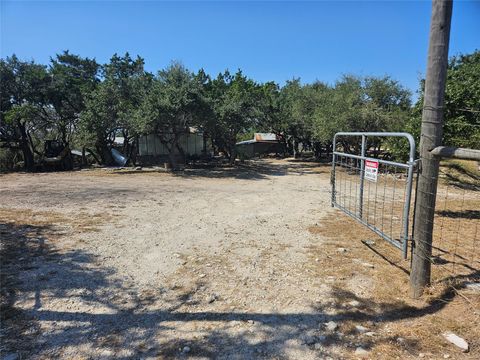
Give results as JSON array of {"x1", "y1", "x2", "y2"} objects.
[{"x1": 0, "y1": 50, "x2": 478, "y2": 171}]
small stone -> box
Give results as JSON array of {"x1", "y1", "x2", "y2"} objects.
[
  {"x1": 365, "y1": 332, "x2": 376, "y2": 337},
  {"x1": 134, "y1": 166, "x2": 142, "y2": 170},
  {"x1": 207, "y1": 294, "x2": 218, "y2": 303},
  {"x1": 362, "y1": 262, "x2": 375, "y2": 269},
  {"x1": 443, "y1": 355, "x2": 450, "y2": 359},
  {"x1": 354, "y1": 347, "x2": 369, "y2": 357},
  {"x1": 247, "y1": 320, "x2": 254, "y2": 325},
  {"x1": 325, "y1": 321, "x2": 338, "y2": 331},
  {"x1": 182, "y1": 346, "x2": 191, "y2": 353},
  {"x1": 199, "y1": 273, "x2": 206, "y2": 278},
  {"x1": 364, "y1": 239, "x2": 375, "y2": 245},
  {"x1": 397, "y1": 337, "x2": 405, "y2": 343},
  {"x1": 355, "y1": 325, "x2": 369, "y2": 333},
  {"x1": 315, "y1": 258, "x2": 320, "y2": 262},
  {"x1": 419, "y1": 353, "x2": 425, "y2": 358},
  {"x1": 464, "y1": 282, "x2": 480, "y2": 292},
  {"x1": 443, "y1": 332, "x2": 469, "y2": 352},
  {"x1": 337, "y1": 247, "x2": 348, "y2": 253},
  {"x1": 349, "y1": 300, "x2": 360, "y2": 307}
]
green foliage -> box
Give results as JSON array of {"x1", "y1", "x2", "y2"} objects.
[
  {"x1": 395, "y1": 50, "x2": 480, "y2": 161},
  {"x1": 2, "y1": 49, "x2": 478, "y2": 170},
  {"x1": 135, "y1": 61, "x2": 206, "y2": 164},
  {"x1": 313, "y1": 75, "x2": 411, "y2": 146},
  {"x1": 0, "y1": 56, "x2": 50, "y2": 170},
  {"x1": 78, "y1": 53, "x2": 148, "y2": 163},
  {"x1": 48, "y1": 51, "x2": 99, "y2": 143},
  {"x1": 208, "y1": 70, "x2": 261, "y2": 161},
  {"x1": 443, "y1": 51, "x2": 480, "y2": 148}
]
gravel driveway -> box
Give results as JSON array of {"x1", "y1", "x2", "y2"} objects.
[{"x1": 1, "y1": 159, "x2": 477, "y2": 359}]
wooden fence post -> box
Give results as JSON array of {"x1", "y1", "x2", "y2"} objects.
[{"x1": 410, "y1": 0, "x2": 453, "y2": 298}]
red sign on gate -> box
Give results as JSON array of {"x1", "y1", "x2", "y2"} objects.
[{"x1": 365, "y1": 160, "x2": 379, "y2": 182}]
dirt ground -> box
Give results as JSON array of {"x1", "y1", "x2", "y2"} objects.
[{"x1": 0, "y1": 159, "x2": 478, "y2": 359}]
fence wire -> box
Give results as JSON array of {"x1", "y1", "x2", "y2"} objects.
[
  {"x1": 428, "y1": 164, "x2": 480, "y2": 306},
  {"x1": 333, "y1": 154, "x2": 412, "y2": 251}
]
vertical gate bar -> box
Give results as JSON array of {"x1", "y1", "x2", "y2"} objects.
[
  {"x1": 359, "y1": 135, "x2": 366, "y2": 218},
  {"x1": 373, "y1": 166, "x2": 379, "y2": 228},
  {"x1": 340, "y1": 157, "x2": 343, "y2": 207},
  {"x1": 331, "y1": 135, "x2": 337, "y2": 207},
  {"x1": 353, "y1": 159, "x2": 358, "y2": 214},
  {"x1": 381, "y1": 167, "x2": 387, "y2": 234},
  {"x1": 399, "y1": 172, "x2": 408, "y2": 248},
  {"x1": 402, "y1": 162, "x2": 415, "y2": 259},
  {"x1": 343, "y1": 156, "x2": 347, "y2": 208},
  {"x1": 366, "y1": 173, "x2": 371, "y2": 225},
  {"x1": 348, "y1": 158, "x2": 353, "y2": 212},
  {"x1": 338, "y1": 156, "x2": 344, "y2": 206},
  {"x1": 390, "y1": 167, "x2": 397, "y2": 243}
]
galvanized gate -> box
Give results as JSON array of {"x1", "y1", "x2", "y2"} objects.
[{"x1": 331, "y1": 132, "x2": 416, "y2": 259}]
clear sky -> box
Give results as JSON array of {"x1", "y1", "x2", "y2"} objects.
[{"x1": 1, "y1": 1, "x2": 479, "y2": 96}]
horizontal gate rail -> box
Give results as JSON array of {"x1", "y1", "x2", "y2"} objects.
[{"x1": 331, "y1": 132, "x2": 417, "y2": 259}]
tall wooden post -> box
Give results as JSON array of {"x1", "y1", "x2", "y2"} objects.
[{"x1": 410, "y1": 0, "x2": 453, "y2": 298}]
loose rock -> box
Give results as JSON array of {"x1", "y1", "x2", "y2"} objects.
[
  {"x1": 443, "y1": 332, "x2": 469, "y2": 352},
  {"x1": 354, "y1": 346, "x2": 369, "y2": 357},
  {"x1": 324, "y1": 321, "x2": 338, "y2": 331},
  {"x1": 464, "y1": 282, "x2": 480, "y2": 292},
  {"x1": 348, "y1": 300, "x2": 360, "y2": 307},
  {"x1": 355, "y1": 325, "x2": 369, "y2": 333},
  {"x1": 206, "y1": 294, "x2": 218, "y2": 303}
]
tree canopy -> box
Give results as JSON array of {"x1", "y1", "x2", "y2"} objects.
[{"x1": 1, "y1": 50, "x2": 478, "y2": 171}]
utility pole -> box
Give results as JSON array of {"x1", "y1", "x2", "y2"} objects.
[{"x1": 410, "y1": 0, "x2": 453, "y2": 298}]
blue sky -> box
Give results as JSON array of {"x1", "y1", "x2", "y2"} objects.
[{"x1": 1, "y1": 1, "x2": 479, "y2": 97}]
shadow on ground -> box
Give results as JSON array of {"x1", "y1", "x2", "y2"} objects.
[
  {"x1": 1, "y1": 219, "x2": 476, "y2": 359},
  {"x1": 107, "y1": 159, "x2": 331, "y2": 181},
  {"x1": 179, "y1": 160, "x2": 330, "y2": 181}
]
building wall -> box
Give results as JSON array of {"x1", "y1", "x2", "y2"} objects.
[
  {"x1": 138, "y1": 133, "x2": 206, "y2": 157},
  {"x1": 236, "y1": 142, "x2": 284, "y2": 159}
]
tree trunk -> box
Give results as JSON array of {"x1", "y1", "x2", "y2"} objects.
[
  {"x1": 81, "y1": 147, "x2": 87, "y2": 167},
  {"x1": 202, "y1": 132, "x2": 208, "y2": 156},
  {"x1": 18, "y1": 122, "x2": 35, "y2": 171},
  {"x1": 86, "y1": 148, "x2": 101, "y2": 165},
  {"x1": 228, "y1": 135, "x2": 237, "y2": 165},
  {"x1": 129, "y1": 137, "x2": 138, "y2": 166},
  {"x1": 96, "y1": 140, "x2": 114, "y2": 165},
  {"x1": 410, "y1": 0, "x2": 452, "y2": 299}
]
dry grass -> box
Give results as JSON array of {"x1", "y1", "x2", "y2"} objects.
[
  {"x1": 440, "y1": 159, "x2": 480, "y2": 188},
  {"x1": 307, "y1": 210, "x2": 479, "y2": 358},
  {"x1": 0, "y1": 207, "x2": 117, "y2": 237}
]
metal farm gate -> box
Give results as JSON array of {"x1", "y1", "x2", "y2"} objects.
[{"x1": 331, "y1": 132, "x2": 417, "y2": 259}]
